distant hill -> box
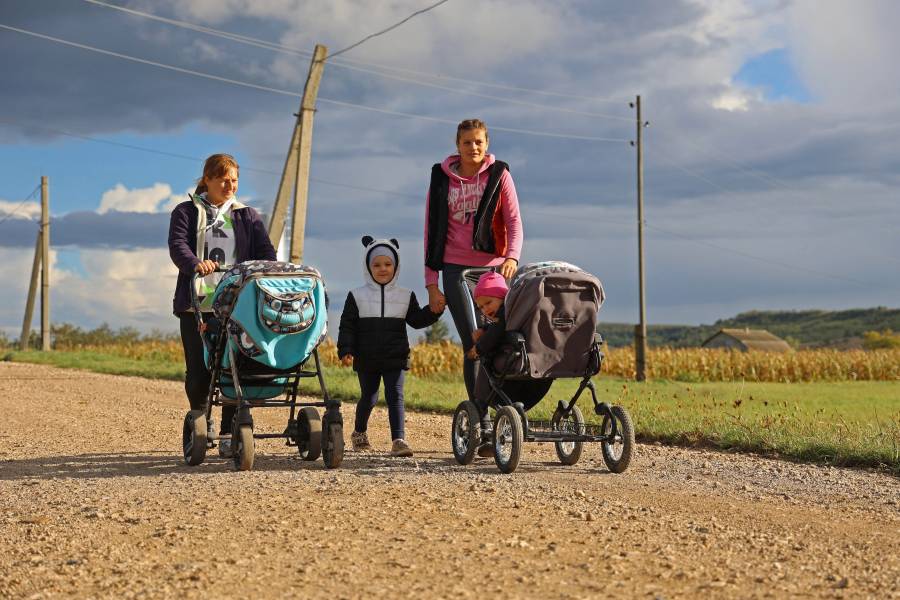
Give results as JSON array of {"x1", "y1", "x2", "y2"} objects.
[{"x1": 598, "y1": 307, "x2": 900, "y2": 349}]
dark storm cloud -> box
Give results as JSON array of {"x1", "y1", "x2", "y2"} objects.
[{"x1": 0, "y1": 211, "x2": 168, "y2": 248}]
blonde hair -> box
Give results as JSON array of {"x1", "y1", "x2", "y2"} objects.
[
  {"x1": 456, "y1": 119, "x2": 489, "y2": 144},
  {"x1": 195, "y1": 153, "x2": 239, "y2": 194}
]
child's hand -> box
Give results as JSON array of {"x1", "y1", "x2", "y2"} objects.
[
  {"x1": 340, "y1": 354, "x2": 354, "y2": 367},
  {"x1": 472, "y1": 329, "x2": 484, "y2": 343},
  {"x1": 466, "y1": 347, "x2": 478, "y2": 360}
]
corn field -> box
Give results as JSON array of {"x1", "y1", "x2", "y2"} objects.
[{"x1": 60, "y1": 338, "x2": 900, "y2": 382}]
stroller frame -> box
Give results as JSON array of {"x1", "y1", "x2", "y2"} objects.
[
  {"x1": 182, "y1": 267, "x2": 343, "y2": 471},
  {"x1": 451, "y1": 267, "x2": 634, "y2": 474}
]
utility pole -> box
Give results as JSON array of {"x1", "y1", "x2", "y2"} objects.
[
  {"x1": 631, "y1": 95, "x2": 648, "y2": 381},
  {"x1": 268, "y1": 44, "x2": 328, "y2": 261},
  {"x1": 20, "y1": 229, "x2": 42, "y2": 350},
  {"x1": 289, "y1": 44, "x2": 328, "y2": 264},
  {"x1": 40, "y1": 175, "x2": 50, "y2": 350}
]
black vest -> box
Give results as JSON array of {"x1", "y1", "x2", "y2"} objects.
[{"x1": 425, "y1": 161, "x2": 509, "y2": 271}]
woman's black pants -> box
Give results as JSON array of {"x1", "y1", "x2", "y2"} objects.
[{"x1": 178, "y1": 312, "x2": 233, "y2": 434}]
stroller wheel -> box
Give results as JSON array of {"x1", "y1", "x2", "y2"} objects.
[
  {"x1": 323, "y1": 422, "x2": 344, "y2": 469},
  {"x1": 601, "y1": 406, "x2": 635, "y2": 473},
  {"x1": 451, "y1": 401, "x2": 480, "y2": 465},
  {"x1": 296, "y1": 407, "x2": 322, "y2": 461},
  {"x1": 493, "y1": 406, "x2": 523, "y2": 474},
  {"x1": 182, "y1": 411, "x2": 208, "y2": 466},
  {"x1": 552, "y1": 405, "x2": 584, "y2": 466},
  {"x1": 232, "y1": 425, "x2": 255, "y2": 471}
]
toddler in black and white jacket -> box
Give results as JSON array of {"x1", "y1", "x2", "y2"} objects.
[{"x1": 337, "y1": 236, "x2": 443, "y2": 457}]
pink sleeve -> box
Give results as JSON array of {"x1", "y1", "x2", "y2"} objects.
[
  {"x1": 424, "y1": 189, "x2": 440, "y2": 287},
  {"x1": 500, "y1": 170, "x2": 523, "y2": 262}
]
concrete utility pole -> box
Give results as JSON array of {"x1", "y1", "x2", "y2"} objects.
[
  {"x1": 267, "y1": 44, "x2": 328, "y2": 263},
  {"x1": 40, "y1": 175, "x2": 50, "y2": 350},
  {"x1": 631, "y1": 95, "x2": 648, "y2": 381},
  {"x1": 20, "y1": 229, "x2": 42, "y2": 350}
]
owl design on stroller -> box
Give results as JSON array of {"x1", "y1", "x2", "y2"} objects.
[{"x1": 450, "y1": 262, "x2": 635, "y2": 474}]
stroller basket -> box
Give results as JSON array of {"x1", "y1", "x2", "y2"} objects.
[{"x1": 526, "y1": 419, "x2": 613, "y2": 443}]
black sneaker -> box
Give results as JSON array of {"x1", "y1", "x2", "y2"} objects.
[{"x1": 476, "y1": 441, "x2": 494, "y2": 458}]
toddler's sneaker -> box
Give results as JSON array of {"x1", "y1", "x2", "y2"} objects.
[
  {"x1": 218, "y1": 435, "x2": 233, "y2": 458},
  {"x1": 476, "y1": 441, "x2": 494, "y2": 458},
  {"x1": 476, "y1": 419, "x2": 494, "y2": 457},
  {"x1": 351, "y1": 430, "x2": 371, "y2": 451},
  {"x1": 390, "y1": 439, "x2": 413, "y2": 458}
]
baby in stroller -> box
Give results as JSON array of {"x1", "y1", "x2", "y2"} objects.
[
  {"x1": 467, "y1": 272, "x2": 551, "y2": 456},
  {"x1": 451, "y1": 262, "x2": 634, "y2": 474}
]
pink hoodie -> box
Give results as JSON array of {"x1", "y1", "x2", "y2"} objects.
[{"x1": 424, "y1": 153, "x2": 523, "y2": 286}]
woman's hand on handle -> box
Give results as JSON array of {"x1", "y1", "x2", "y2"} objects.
[
  {"x1": 195, "y1": 260, "x2": 218, "y2": 276},
  {"x1": 427, "y1": 284, "x2": 446, "y2": 313},
  {"x1": 340, "y1": 354, "x2": 354, "y2": 367},
  {"x1": 499, "y1": 258, "x2": 517, "y2": 280}
]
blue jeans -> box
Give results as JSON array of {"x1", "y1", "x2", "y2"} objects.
[{"x1": 355, "y1": 369, "x2": 406, "y2": 441}]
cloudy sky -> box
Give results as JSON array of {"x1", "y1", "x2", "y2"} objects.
[{"x1": 1, "y1": 0, "x2": 898, "y2": 339}]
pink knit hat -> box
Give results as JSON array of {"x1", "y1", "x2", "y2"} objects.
[{"x1": 473, "y1": 271, "x2": 508, "y2": 299}]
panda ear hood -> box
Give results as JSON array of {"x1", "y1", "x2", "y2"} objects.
[{"x1": 361, "y1": 236, "x2": 401, "y2": 287}]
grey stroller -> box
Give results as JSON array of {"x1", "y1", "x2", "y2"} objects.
[{"x1": 450, "y1": 262, "x2": 635, "y2": 474}]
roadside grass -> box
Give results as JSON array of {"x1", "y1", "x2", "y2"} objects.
[{"x1": 5, "y1": 349, "x2": 899, "y2": 473}]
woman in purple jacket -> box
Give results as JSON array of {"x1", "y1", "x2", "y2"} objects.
[{"x1": 168, "y1": 154, "x2": 276, "y2": 457}]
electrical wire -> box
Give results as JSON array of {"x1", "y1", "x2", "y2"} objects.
[
  {"x1": 0, "y1": 183, "x2": 41, "y2": 225},
  {"x1": 80, "y1": 0, "x2": 627, "y2": 105},
  {"x1": 328, "y1": 0, "x2": 451, "y2": 59},
  {"x1": 0, "y1": 119, "x2": 423, "y2": 201},
  {"x1": 0, "y1": 23, "x2": 628, "y2": 144}
]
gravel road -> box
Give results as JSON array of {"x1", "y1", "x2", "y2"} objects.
[{"x1": 1, "y1": 362, "x2": 898, "y2": 599}]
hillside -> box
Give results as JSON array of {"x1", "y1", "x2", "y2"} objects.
[{"x1": 599, "y1": 307, "x2": 900, "y2": 348}]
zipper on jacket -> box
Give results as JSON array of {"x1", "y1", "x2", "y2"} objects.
[{"x1": 381, "y1": 285, "x2": 385, "y2": 318}]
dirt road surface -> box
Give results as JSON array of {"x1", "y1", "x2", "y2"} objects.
[{"x1": 1, "y1": 362, "x2": 898, "y2": 599}]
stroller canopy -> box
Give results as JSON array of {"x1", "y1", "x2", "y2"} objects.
[
  {"x1": 505, "y1": 261, "x2": 605, "y2": 378},
  {"x1": 211, "y1": 260, "x2": 328, "y2": 370}
]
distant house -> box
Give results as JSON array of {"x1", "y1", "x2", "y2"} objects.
[{"x1": 701, "y1": 328, "x2": 792, "y2": 352}]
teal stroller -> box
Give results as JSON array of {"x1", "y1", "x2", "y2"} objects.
[{"x1": 181, "y1": 260, "x2": 343, "y2": 471}]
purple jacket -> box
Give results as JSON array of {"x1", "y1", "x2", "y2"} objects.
[{"x1": 168, "y1": 200, "x2": 277, "y2": 314}]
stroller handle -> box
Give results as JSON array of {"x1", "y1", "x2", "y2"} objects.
[{"x1": 189, "y1": 265, "x2": 230, "y2": 335}]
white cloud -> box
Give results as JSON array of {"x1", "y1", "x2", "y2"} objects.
[
  {"x1": 0, "y1": 199, "x2": 41, "y2": 221},
  {"x1": 711, "y1": 85, "x2": 755, "y2": 111},
  {"x1": 97, "y1": 183, "x2": 177, "y2": 214},
  {"x1": 50, "y1": 248, "x2": 179, "y2": 332}
]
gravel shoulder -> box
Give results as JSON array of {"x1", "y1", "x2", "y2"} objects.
[{"x1": 1, "y1": 362, "x2": 898, "y2": 599}]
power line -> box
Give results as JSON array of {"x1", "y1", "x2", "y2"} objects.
[
  {"x1": 0, "y1": 183, "x2": 41, "y2": 225},
  {"x1": 642, "y1": 221, "x2": 876, "y2": 287},
  {"x1": 0, "y1": 119, "x2": 423, "y2": 201},
  {"x1": 80, "y1": 0, "x2": 627, "y2": 105},
  {"x1": 0, "y1": 23, "x2": 628, "y2": 144},
  {"x1": 329, "y1": 0, "x2": 451, "y2": 59},
  {"x1": 655, "y1": 126, "x2": 795, "y2": 192},
  {"x1": 529, "y1": 206, "x2": 878, "y2": 287}
]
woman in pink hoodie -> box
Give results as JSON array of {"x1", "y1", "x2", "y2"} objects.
[{"x1": 423, "y1": 119, "x2": 524, "y2": 401}]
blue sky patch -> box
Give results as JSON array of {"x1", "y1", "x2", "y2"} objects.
[{"x1": 735, "y1": 48, "x2": 812, "y2": 103}]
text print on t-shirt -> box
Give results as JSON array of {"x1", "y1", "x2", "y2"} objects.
[{"x1": 448, "y1": 178, "x2": 485, "y2": 225}]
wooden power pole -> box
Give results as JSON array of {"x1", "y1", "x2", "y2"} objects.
[
  {"x1": 632, "y1": 95, "x2": 648, "y2": 381},
  {"x1": 40, "y1": 175, "x2": 50, "y2": 350},
  {"x1": 20, "y1": 229, "x2": 42, "y2": 351},
  {"x1": 267, "y1": 44, "x2": 328, "y2": 263},
  {"x1": 23, "y1": 176, "x2": 51, "y2": 351}
]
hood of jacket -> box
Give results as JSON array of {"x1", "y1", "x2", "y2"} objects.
[
  {"x1": 361, "y1": 235, "x2": 400, "y2": 289},
  {"x1": 440, "y1": 153, "x2": 496, "y2": 182}
]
